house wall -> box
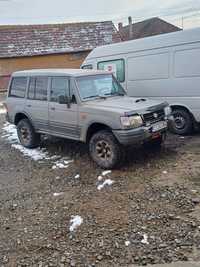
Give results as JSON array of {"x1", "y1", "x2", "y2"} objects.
[{"x1": 0, "y1": 51, "x2": 89, "y2": 91}]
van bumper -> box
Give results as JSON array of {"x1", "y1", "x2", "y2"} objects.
[{"x1": 113, "y1": 121, "x2": 168, "y2": 146}]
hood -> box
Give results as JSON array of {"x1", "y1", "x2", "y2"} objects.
[{"x1": 85, "y1": 96, "x2": 167, "y2": 115}]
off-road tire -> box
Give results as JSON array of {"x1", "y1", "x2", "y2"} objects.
[
  {"x1": 169, "y1": 109, "x2": 193, "y2": 135},
  {"x1": 89, "y1": 130, "x2": 123, "y2": 169},
  {"x1": 17, "y1": 119, "x2": 40, "y2": 148}
]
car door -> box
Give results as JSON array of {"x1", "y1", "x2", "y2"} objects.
[
  {"x1": 25, "y1": 76, "x2": 49, "y2": 131},
  {"x1": 49, "y1": 76, "x2": 79, "y2": 140}
]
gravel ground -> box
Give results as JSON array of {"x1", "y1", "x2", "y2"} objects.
[{"x1": 1, "y1": 99, "x2": 200, "y2": 266}]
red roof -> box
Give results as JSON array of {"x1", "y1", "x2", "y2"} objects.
[
  {"x1": 119, "y1": 17, "x2": 181, "y2": 41},
  {"x1": 0, "y1": 21, "x2": 121, "y2": 58}
]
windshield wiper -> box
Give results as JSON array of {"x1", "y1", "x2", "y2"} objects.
[
  {"x1": 104, "y1": 93, "x2": 125, "y2": 97},
  {"x1": 83, "y1": 95, "x2": 106, "y2": 100}
]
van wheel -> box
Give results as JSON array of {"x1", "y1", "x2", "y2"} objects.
[
  {"x1": 89, "y1": 130, "x2": 123, "y2": 169},
  {"x1": 169, "y1": 109, "x2": 193, "y2": 135},
  {"x1": 17, "y1": 119, "x2": 40, "y2": 148}
]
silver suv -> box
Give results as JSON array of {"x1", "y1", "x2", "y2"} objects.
[{"x1": 5, "y1": 69, "x2": 172, "y2": 169}]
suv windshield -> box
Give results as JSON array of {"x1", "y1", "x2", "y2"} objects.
[{"x1": 76, "y1": 74, "x2": 126, "y2": 100}]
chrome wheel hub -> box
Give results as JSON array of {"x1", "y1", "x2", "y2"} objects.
[{"x1": 96, "y1": 140, "x2": 112, "y2": 160}]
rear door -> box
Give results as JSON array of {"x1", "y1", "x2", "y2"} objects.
[
  {"x1": 48, "y1": 77, "x2": 79, "y2": 140},
  {"x1": 7, "y1": 76, "x2": 27, "y2": 122},
  {"x1": 25, "y1": 76, "x2": 49, "y2": 132}
]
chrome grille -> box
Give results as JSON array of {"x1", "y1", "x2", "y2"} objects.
[{"x1": 143, "y1": 109, "x2": 165, "y2": 124}]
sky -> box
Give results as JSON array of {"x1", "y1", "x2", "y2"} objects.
[{"x1": 0, "y1": 0, "x2": 200, "y2": 29}]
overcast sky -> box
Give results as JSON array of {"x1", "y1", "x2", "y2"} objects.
[{"x1": 0, "y1": 0, "x2": 200, "y2": 29}]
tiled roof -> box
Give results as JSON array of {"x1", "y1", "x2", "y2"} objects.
[
  {"x1": 119, "y1": 17, "x2": 181, "y2": 41},
  {"x1": 0, "y1": 21, "x2": 121, "y2": 58}
]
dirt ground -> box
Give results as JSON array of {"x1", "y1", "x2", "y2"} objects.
[{"x1": 1, "y1": 94, "x2": 200, "y2": 266}]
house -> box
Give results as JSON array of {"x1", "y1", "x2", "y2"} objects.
[
  {"x1": 118, "y1": 17, "x2": 181, "y2": 41},
  {"x1": 0, "y1": 21, "x2": 121, "y2": 91}
]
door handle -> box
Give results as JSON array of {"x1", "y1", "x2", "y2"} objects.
[
  {"x1": 51, "y1": 107, "x2": 55, "y2": 111},
  {"x1": 27, "y1": 104, "x2": 32, "y2": 108}
]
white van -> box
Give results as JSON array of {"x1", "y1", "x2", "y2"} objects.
[{"x1": 82, "y1": 27, "x2": 200, "y2": 135}]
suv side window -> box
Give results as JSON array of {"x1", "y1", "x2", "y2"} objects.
[
  {"x1": 28, "y1": 77, "x2": 48, "y2": 101},
  {"x1": 9, "y1": 77, "x2": 27, "y2": 98},
  {"x1": 97, "y1": 59, "x2": 125, "y2": 82},
  {"x1": 81, "y1": 64, "x2": 93, "y2": 70},
  {"x1": 50, "y1": 77, "x2": 70, "y2": 102}
]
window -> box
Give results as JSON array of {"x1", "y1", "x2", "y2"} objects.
[
  {"x1": 97, "y1": 59, "x2": 125, "y2": 82},
  {"x1": 51, "y1": 77, "x2": 69, "y2": 102},
  {"x1": 28, "y1": 77, "x2": 35, "y2": 99},
  {"x1": 9, "y1": 77, "x2": 27, "y2": 98},
  {"x1": 76, "y1": 74, "x2": 125, "y2": 101},
  {"x1": 28, "y1": 77, "x2": 48, "y2": 101},
  {"x1": 81, "y1": 64, "x2": 93, "y2": 70}
]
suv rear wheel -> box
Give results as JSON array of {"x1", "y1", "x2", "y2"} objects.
[
  {"x1": 17, "y1": 119, "x2": 40, "y2": 148},
  {"x1": 169, "y1": 108, "x2": 193, "y2": 135},
  {"x1": 89, "y1": 130, "x2": 123, "y2": 169}
]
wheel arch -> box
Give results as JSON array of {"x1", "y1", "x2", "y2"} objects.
[
  {"x1": 170, "y1": 104, "x2": 196, "y2": 122},
  {"x1": 14, "y1": 112, "x2": 32, "y2": 126},
  {"x1": 86, "y1": 122, "x2": 112, "y2": 143}
]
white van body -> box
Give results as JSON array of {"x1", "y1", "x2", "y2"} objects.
[{"x1": 82, "y1": 27, "x2": 200, "y2": 134}]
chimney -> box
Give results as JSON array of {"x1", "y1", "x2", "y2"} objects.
[
  {"x1": 128, "y1": 16, "x2": 133, "y2": 39},
  {"x1": 118, "y1": 22, "x2": 123, "y2": 32}
]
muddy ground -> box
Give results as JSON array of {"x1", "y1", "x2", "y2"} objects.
[{"x1": 1, "y1": 94, "x2": 200, "y2": 266}]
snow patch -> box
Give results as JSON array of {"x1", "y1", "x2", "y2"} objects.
[
  {"x1": 102, "y1": 170, "x2": 112, "y2": 176},
  {"x1": 52, "y1": 159, "x2": 73, "y2": 170},
  {"x1": 2, "y1": 123, "x2": 18, "y2": 143},
  {"x1": 141, "y1": 234, "x2": 149, "y2": 245},
  {"x1": 97, "y1": 179, "x2": 114, "y2": 191},
  {"x1": 1, "y1": 123, "x2": 73, "y2": 167},
  {"x1": 53, "y1": 192, "x2": 64, "y2": 197},
  {"x1": 125, "y1": 240, "x2": 131, "y2": 246},
  {"x1": 12, "y1": 144, "x2": 49, "y2": 161},
  {"x1": 98, "y1": 175, "x2": 103, "y2": 181},
  {"x1": 69, "y1": 215, "x2": 83, "y2": 232}
]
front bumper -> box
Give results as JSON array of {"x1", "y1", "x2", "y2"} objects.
[{"x1": 113, "y1": 120, "x2": 169, "y2": 146}]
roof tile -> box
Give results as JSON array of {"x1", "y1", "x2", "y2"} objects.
[{"x1": 0, "y1": 21, "x2": 121, "y2": 58}]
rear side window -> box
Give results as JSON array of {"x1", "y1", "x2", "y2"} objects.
[
  {"x1": 28, "y1": 77, "x2": 48, "y2": 101},
  {"x1": 97, "y1": 59, "x2": 125, "y2": 82},
  {"x1": 9, "y1": 77, "x2": 27, "y2": 98},
  {"x1": 50, "y1": 77, "x2": 70, "y2": 102}
]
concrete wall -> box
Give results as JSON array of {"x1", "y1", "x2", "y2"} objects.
[{"x1": 0, "y1": 51, "x2": 89, "y2": 91}]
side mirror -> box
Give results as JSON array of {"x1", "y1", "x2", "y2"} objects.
[{"x1": 58, "y1": 95, "x2": 70, "y2": 108}]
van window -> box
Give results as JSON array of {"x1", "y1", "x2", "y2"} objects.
[
  {"x1": 81, "y1": 64, "x2": 93, "y2": 70},
  {"x1": 97, "y1": 59, "x2": 125, "y2": 82},
  {"x1": 9, "y1": 77, "x2": 27, "y2": 98},
  {"x1": 50, "y1": 77, "x2": 70, "y2": 102},
  {"x1": 174, "y1": 48, "x2": 200, "y2": 78},
  {"x1": 28, "y1": 77, "x2": 48, "y2": 101}
]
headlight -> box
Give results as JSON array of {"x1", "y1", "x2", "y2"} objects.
[
  {"x1": 120, "y1": 115, "x2": 143, "y2": 129},
  {"x1": 164, "y1": 106, "x2": 172, "y2": 116}
]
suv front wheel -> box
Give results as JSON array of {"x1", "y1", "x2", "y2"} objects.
[
  {"x1": 17, "y1": 119, "x2": 40, "y2": 148},
  {"x1": 89, "y1": 130, "x2": 123, "y2": 169}
]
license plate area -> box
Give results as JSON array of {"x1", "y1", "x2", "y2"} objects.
[{"x1": 152, "y1": 121, "x2": 167, "y2": 132}]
